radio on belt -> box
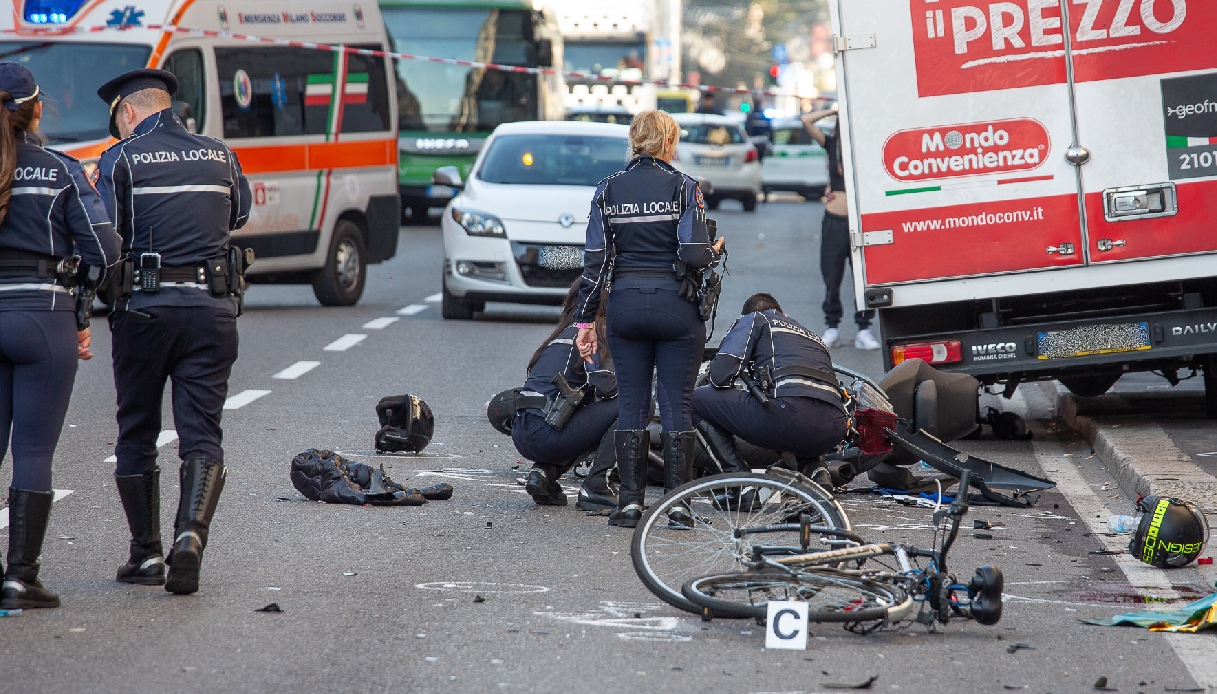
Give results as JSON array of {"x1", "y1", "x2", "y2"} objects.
[{"x1": 139, "y1": 252, "x2": 161, "y2": 292}]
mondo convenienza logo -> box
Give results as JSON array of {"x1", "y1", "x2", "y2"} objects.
[{"x1": 882, "y1": 118, "x2": 1049, "y2": 182}]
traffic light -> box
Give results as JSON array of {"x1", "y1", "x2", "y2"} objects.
[{"x1": 767, "y1": 64, "x2": 780, "y2": 87}]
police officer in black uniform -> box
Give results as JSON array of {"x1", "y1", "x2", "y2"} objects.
[
  {"x1": 96, "y1": 69, "x2": 251, "y2": 596},
  {"x1": 513, "y1": 281, "x2": 618, "y2": 508},
  {"x1": 574, "y1": 110, "x2": 724, "y2": 528},
  {"x1": 0, "y1": 63, "x2": 121, "y2": 609},
  {"x1": 693, "y1": 293, "x2": 847, "y2": 487}
]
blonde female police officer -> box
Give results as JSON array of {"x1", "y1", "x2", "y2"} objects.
[
  {"x1": 96, "y1": 69, "x2": 251, "y2": 596},
  {"x1": 0, "y1": 63, "x2": 121, "y2": 609},
  {"x1": 574, "y1": 110, "x2": 724, "y2": 528}
]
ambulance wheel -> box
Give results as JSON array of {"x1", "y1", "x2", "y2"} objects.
[
  {"x1": 442, "y1": 284, "x2": 475, "y2": 320},
  {"x1": 312, "y1": 221, "x2": 367, "y2": 306},
  {"x1": 741, "y1": 193, "x2": 758, "y2": 212}
]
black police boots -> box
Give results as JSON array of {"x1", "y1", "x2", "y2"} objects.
[
  {"x1": 165, "y1": 456, "x2": 226, "y2": 595},
  {"x1": 663, "y1": 431, "x2": 696, "y2": 528},
  {"x1": 115, "y1": 468, "x2": 166, "y2": 585},
  {"x1": 797, "y1": 457, "x2": 834, "y2": 489},
  {"x1": 608, "y1": 430, "x2": 648, "y2": 528},
  {"x1": 577, "y1": 427, "x2": 618, "y2": 511},
  {"x1": 525, "y1": 464, "x2": 567, "y2": 506},
  {"x1": 693, "y1": 420, "x2": 750, "y2": 474},
  {"x1": 1, "y1": 488, "x2": 60, "y2": 609}
]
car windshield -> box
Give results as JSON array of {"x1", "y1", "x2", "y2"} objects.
[
  {"x1": 681, "y1": 123, "x2": 745, "y2": 145},
  {"x1": 0, "y1": 42, "x2": 152, "y2": 145},
  {"x1": 478, "y1": 134, "x2": 627, "y2": 186}
]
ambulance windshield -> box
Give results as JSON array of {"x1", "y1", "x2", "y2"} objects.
[{"x1": 0, "y1": 42, "x2": 151, "y2": 145}]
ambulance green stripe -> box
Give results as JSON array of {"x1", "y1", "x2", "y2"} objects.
[
  {"x1": 308, "y1": 170, "x2": 324, "y2": 228},
  {"x1": 307, "y1": 74, "x2": 334, "y2": 84},
  {"x1": 346, "y1": 73, "x2": 369, "y2": 83}
]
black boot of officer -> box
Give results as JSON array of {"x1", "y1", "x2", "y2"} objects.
[
  {"x1": 577, "y1": 427, "x2": 618, "y2": 511},
  {"x1": 0, "y1": 488, "x2": 60, "y2": 609},
  {"x1": 165, "y1": 456, "x2": 226, "y2": 595},
  {"x1": 525, "y1": 464, "x2": 568, "y2": 506},
  {"x1": 608, "y1": 430, "x2": 648, "y2": 527},
  {"x1": 694, "y1": 421, "x2": 760, "y2": 510},
  {"x1": 115, "y1": 468, "x2": 166, "y2": 585},
  {"x1": 798, "y1": 457, "x2": 834, "y2": 490},
  {"x1": 663, "y1": 431, "x2": 697, "y2": 528}
]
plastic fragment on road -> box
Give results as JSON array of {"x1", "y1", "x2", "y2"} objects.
[
  {"x1": 1198, "y1": 557, "x2": 1213, "y2": 565},
  {"x1": 1084, "y1": 592, "x2": 1217, "y2": 633},
  {"x1": 1006, "y1": 643, "x2": 1034, "y2": 653},
  {"x1": 1094, "y1": 675, "x2": 1117, "y2": 691},
  {"x1": 0, "y1": 609, "x2": 22, "y2": 617},
  {"x1": 256, "y1": 603, "x2": 283, "y2": 613},
  {"x1": 823, "y1": 675, "x2": 879, "y2": 689}
]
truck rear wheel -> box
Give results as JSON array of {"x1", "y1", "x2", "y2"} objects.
[
  {"x1": 1059, "y1": 371, "x2": 1121, "y2": 398},
  {"x1": 311, "y1": 220, "x2": 367, "y2": 306}
]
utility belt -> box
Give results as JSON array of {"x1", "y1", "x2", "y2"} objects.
[
  {"x1": 0, "y1": 249, "x2": 80, "y2": 287},
  {"x1": 613, "y1": 267, "x2": 677, "y2": 280},
  {"x1": 674, "y1": 218, "x2": 724, "y2": 336},
  {"x1": 513, "y1": 373, "x2": 591, "y2": 431},
  {"x1": 116, "y1": 247, "x2": 255, "y2": 314},
  {"x1": 751, "y1": 363, "x2": 849, "y2": 414}
]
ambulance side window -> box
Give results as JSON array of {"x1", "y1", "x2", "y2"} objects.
[
  {"x1": 215, "y1": 47, "x2": 336, "y2": 139},
  {"x1": 341, "y1": 47, "x2": 392, "y2": 134},
  {"x1": 163, "y1": 49, "x2": 206, "y2": 133}
]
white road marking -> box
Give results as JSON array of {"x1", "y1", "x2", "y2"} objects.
[
  {"x1": 0, "y1": 489, "x2": 72, "y2": 530},
  {"x1": 397, "y1": 304, "x2": 427, "y2": 316},
  {"x1": 273, "y1": 361, "x2": 321, "y2": 380},
  {"x1": 223, "y1": 389, "x2": 271, "y2": 410},
  {"x1": 323, "y1": 334, "x2": 366, "y2": 351},
  {"x1": 362, "y1": 317, "x2": 400, "y2": 330},
  {"x1": 104, "y1": 429, "x2": 177, "y2": 463},
  {"x1": 424, "y1": 293, "x2": 442, "y2": 302}
]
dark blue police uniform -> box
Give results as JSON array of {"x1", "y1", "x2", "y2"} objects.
[
  {"x1": 96, "y1": 69, "x2": 251, "y2": 595},
  {"x1": 512, "y1": 325, "x2": 617, "y2": 506},
  {"x1": 694, "y1": 309, "x2": 847, "y2": 468},
  {"x1": 0, "y1": 62, "x2": 121, "y2": 610},
  {"x1": 575, "y1": 155, "x2": 717, "y2": 526}
]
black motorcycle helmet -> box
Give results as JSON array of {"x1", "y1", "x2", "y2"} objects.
[
  {"x1": 1129, "y1": 496, "x2": 1209, "y2": 568},
  {"x1": 374, "y1": 394, "x2": 435, "y2": 453},
  {"x1": 487, "y1": 388, "x2": 520, "y2": 436}
]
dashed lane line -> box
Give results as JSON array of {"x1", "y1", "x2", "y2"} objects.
[
  {"x1": 273, "y1": 360, "x2": 321, "y2": 380},
  {"x1": 424, "y1": 293, "x2": 442, "y2": 302},
  {"x1": 362, "y1": 317, "x2": 400, "y2": 330},
  {"x1": 103, "y1": 429, "x2": 178, "y2": 464},
  {"x1": 0, "y1": 490, "x2": 73, "y2": 530},
  {"x1": 224, "y1": 389, "x2": 271, "y2": 410},
  {"x1": 396, "y1": 304, "x2": 428, "y2": 316},
  {"x1": 323, "y1": 334, "x2": 367, "y2": 351}
]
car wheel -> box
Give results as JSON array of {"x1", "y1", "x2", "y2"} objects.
[
  {"x1": 741, "y1": 193, "x2": 758, "y2": 212},
  {"x1": 311, "y1": 220, "x2": 367, "y2": 306},
  {"x1": 705, "y1": 194, "x2": 721, "y2": 211},
  {"x1": 801, "y1": 186, "x2": 825, "y2": 202},
  {"x1": 441, "y1": 283, "x2": 476, "y2": 320}
]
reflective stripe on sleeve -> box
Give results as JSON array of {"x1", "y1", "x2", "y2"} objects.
[{"x1": 0, "y1": 283, "x2": 69, "y2": 293}]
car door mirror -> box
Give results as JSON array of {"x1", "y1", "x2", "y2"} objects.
[{"x1": 433, "y1": 166, "x2": 464, "y2": 189}]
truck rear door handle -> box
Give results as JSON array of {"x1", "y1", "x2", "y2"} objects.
[
  {"x1": 1102, "y1": 182, "x2": 1177, "y2": 222},
  {"x1": 1096, "y1": 238, "x2": 1126, "y2": 252},
  {"x1": 1046, "y1": 243, "x2": 1075, "y2": 255}
]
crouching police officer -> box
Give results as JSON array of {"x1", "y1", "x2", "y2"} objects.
[
  {"x1": 693, "y1": 293, "x2": 847, "y2": 487},
  {"x1": 513, "y1": 281, "x2": 619, "y2": 508},
  {"x1": 574, "y1": 110, "x2": 724, "y2": 528},
  {"x1": 0, "y1": 63, "x2": 121, "y2": 609},
  {"x1": 96, "y1": 69, "x2": 251, "y2": 595}
]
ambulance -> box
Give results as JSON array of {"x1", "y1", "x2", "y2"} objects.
[
  {"x1": 1, "y1": 0, "x2": 400, "y2": 306},
  {"x1": 832, "y1": 0, "x2": 1217, "y2": 405}
]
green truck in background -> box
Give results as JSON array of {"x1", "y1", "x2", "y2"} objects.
[{"x1": 380, "y1": 0, "x2": 566, "y2": 221}]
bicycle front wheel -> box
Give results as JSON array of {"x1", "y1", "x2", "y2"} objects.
[
  {"x1": 683, "y1": 569, "x2": 909, "y2": 622},
  {"x1": 630, "y1": 472, "x2": 850, "y2": 615}
]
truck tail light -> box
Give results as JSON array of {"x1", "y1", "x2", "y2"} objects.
[
  {"x1": 744, "y1": 147, "x2": 758, "y2": 163},
  {"x1": 891, "y1": 340, "x2": 962, "y2": 366}
]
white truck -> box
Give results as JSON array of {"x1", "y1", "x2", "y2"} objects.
[{"x1": 832, "y1": 0, "x2": 1217, "y2": 407}]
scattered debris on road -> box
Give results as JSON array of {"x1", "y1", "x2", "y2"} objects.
[{"x1": 255, "y1": 603, "x2": 282, "y2": 613}]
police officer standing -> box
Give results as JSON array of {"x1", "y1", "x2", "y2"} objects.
[
  {"x1": 575, "y1": 110, "x2": 724, "y2": 528},
  {"x1": 693, "y1": 293, "x2": 847, "y2": 487},
  {"x1": 0, "y1": 63, "x2": 120, "y2": 609},
  {"x1": 96, "y1": 69, "x2": 251, "y2": 595}
]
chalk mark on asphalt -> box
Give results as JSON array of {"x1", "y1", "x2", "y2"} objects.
[{"x1": 416, "y1": 581, "x2": 549, "y2": 594}]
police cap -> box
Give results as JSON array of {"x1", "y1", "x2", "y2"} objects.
[
  {"x1": 96, "y1": 68, "x2": 179, "y2": 138},
  {"x1": 0, "y1": 62, "x2": 40, "y2": 111}
]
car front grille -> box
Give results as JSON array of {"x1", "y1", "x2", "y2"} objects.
[{"x1": 511, "y1": 242, "x2": 585, "y2": 288}]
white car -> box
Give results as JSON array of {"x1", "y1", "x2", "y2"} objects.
[
  {"x1": 762, "y1": 118, "x2": 830, "y2": 201},
  {"x1": 671, "y1": 113, "x2": 762, "y2": 212},
  {"x1": 437, "y1": 121, "x2": 631, "y2": 319}
]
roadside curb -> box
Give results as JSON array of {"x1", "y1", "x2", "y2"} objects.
[{"x1": 1041, "y1": 381, "x2": 1217, "y2": 513}]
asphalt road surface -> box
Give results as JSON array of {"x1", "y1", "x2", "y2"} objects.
[{"x1": 2, "y1": 197, "x2": 1215, "y2": 693}]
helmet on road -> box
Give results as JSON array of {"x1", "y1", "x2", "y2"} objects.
[
  {"x1": 487, "y1": 388, "x2": 520, "y2": 436},
  {"x1": 374, "y1": 394, "x2": 434, "y2": 453},
  {"x1": 1129, "y1": 496, "x2": 1209, "y2": 568}
]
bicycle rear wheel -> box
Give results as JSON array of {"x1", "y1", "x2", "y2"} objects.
[
  {"x1": 630, "y1": 472, "x2": 849, "y2": 615},
  {"x1": 683, "y1": 569, "x2": 908, "y2": 622}
]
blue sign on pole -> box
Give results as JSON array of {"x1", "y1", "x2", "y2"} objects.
[{"x1": 772, "y1": 44, "x2": 789, "y2": 64}]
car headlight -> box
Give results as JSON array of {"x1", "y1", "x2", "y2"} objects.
[{"x1": 450, "y1": 207, "x2": 506, "y2": 238}]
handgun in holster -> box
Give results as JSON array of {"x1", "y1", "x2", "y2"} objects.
[
  {"x1": 227, "y1": 246, "x2": 255, "y2": 316},
  {"x1": 74, "y1": 264, "x2": 102, "y2": 331},
  {"x1": 739, "y1": 366, "x2": 771, "y2": 407},
  {"x1": 55, "y1": 254, "x2": 81, "y2": 289},
  {"x1": 543, "y1": 372, "x2": 591, "y2": 430}
]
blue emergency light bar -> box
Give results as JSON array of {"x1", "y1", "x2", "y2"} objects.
[{"x1": 23, "y1": 0, "x2": 87, "y2": 24}]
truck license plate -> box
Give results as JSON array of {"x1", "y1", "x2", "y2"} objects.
[{"x1": 1036, "y1": 322, "x2": 1151, "y2": 360}]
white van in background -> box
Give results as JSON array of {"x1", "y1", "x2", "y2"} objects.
[{"x1": 1, "y1": 0, "x2": 400, "y2": 305}]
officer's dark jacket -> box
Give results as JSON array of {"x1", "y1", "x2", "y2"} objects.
[
  {"x1": 575, "y1": 156, "x2": 716, "y2": 322},
  {"x1": 521, "y1": 325, "x2": 616, "y2": 418},
  {"x1": 0, "y1": 133, "x2": 120, "y2": 312},
  {"x1": 96, "y1": 108, "x2": 251, "y2": 309},
  {"x1": 709, "y1": 310, "x2": 842, "y2": 408}
]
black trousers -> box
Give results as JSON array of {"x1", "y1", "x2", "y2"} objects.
[
  {"x1": 693, "y1": 387, "x2": 847, "y2": 459},
  {"x1": 511, "y1": 400, "x2": 618, "y2": 467},
  {"x1": 111, "y1": 305, "x2": 238, "y2": 475},
  {"x1": 821, "y1": 211, "x2": 874, "y2": 330},
  {"x1": 607, "y1": 277, "x2": 704, "y2": 431},
  {"x1": 0, "y1": 310, "x2": 78, "y2": 491}
]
